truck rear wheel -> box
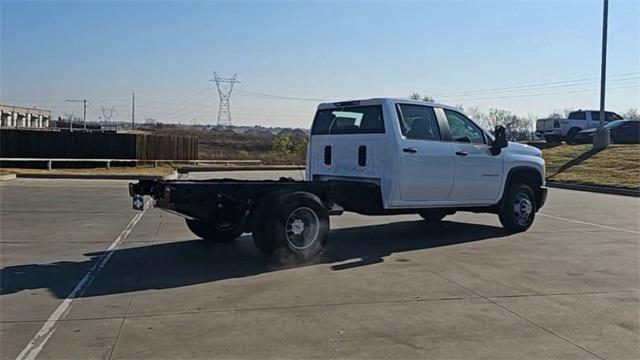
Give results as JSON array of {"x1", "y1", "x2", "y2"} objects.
[
  {"x1": 253, "y1": 192, "x2": 329, "y2": 260},
  {"x1": 566, "y1": 128, "x2": 580, "y2": 145},
  {"x1": 185, "y1": 218, "x2": 244, "y2": 242},
  {"x1": 498, "y1": 183, "x2": 536, "y2": 232}
]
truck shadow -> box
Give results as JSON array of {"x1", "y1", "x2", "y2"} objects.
[
  {"x1": 527, "y1": 141, "x2": 560, "y2": 150},
  {"x1": 0, "y1": 220, "x2": 509, "y2": 299},
  {"x1": 547, "y1": 147, "x2": 603, "y2": 179}
]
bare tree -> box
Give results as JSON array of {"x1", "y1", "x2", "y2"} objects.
[
  {"x1": 409, "y1": 92, "x2": 435, "y2": 102},
  {"x1": 465, "y1": 106, "x2": 487, "y2": 128},
  {"x1": 525, "y1": 114, "x2": 538, "y2": 141},
  {"x1": 563, "y1": 108, "x2": 575, "y2": 117},
  {"x1": 623, "y1": 108, "x2": 640, "y2": 120},
  {"x1": 485, "y1": 108, "x2": 531, "y2": 141},
  {"x1": 547, "y1": 108, "x2": 574, "y2": 118}
]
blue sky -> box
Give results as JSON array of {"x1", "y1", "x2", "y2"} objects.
[{"x1": 1, "y1": 0, "x2": 638, "y2": 127}]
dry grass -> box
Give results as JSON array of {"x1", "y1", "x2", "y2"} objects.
[
  {"x1": 2, "y1": 165, "x2": 174, "y2": 177},
  {"x1": 541, "y1": 144, "x2": 592, "y2": 175},
  {"x1": 153, "y1": 127, "x2": 307, "y2": 164},
  {"x1": 543, "y1": 144, "x2": 640, "y2": 190}
]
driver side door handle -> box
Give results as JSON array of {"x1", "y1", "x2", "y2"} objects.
[
  {"x1": 403, "y1": 148, "x2": 418, "y2": 154},
  {"x1": 455, "y1": 151, "x2": 468, "y2": 156}
]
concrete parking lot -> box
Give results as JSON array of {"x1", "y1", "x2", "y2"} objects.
[{"x1": 1, "y1": 172, "x2": 638, "y2": 359}]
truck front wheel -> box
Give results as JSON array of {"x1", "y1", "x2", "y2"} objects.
[
  {"x1": 185, "y1": 218, "x2": 244, "y2": 242},
  {"x1": 253, "y1": 192, "x2": 329, "y2": 260},
  {"x1": 498, "y1": 183, "x2": 536, "y2": 232}
]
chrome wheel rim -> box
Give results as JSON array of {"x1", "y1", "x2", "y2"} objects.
[
  {"x1": 513, "y1": 192, "x2": 533, "y2": 226},
  {"x1": 285, "y1": 207, "x2": 320, "y2": 250}
]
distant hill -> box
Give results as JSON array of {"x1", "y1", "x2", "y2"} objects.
[
  {"x1": 277, "y1": 128, "x2": 307, "y2": 138},
  {"x1": 228, "y1": 125, "x2": 310, "y2": 136}
]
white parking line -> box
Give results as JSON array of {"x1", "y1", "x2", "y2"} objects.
[
  {"x1": 15, "y1": 202, "x2": 150, "y2": 360},
  {"x1": 539, "y1": 213, "x2": 640, "y2": 234}
]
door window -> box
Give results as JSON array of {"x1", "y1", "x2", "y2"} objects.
[
  {"x1": 443, "y1": 109, "x2": 485, "y2": 144},
  {"x1": 592, "y1": 111, "x2": 624, "y2": 121},
  {"x1": 396, "y1": 104, "x2": 441, "y2": 140}
]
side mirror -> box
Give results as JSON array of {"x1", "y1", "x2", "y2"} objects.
[{"x1": 491, "y1": 126, "x2": 508, "y2": 155}]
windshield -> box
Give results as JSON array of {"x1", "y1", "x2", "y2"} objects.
[{"x1": 605, "y1": 120, "x2": 627, "y2": 129}]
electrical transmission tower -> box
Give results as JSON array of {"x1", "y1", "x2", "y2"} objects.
[
  {"x1": 99, "y1": 106, "x2": 116, "y2": 122},
  {"x1": 210, "y1": 72, "x2": 239, "y2": 127}
]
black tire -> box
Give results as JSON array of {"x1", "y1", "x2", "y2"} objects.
[
  {"x1": 566, "y1": 128, "x2": 580, "y2": 145},
  {"x1": 498, "y1": 183, "x2": 536, "y2": 232},
  {"x1": 418, "y1": 210, "x2": 450, "y2": 222},
  {"x1": 251, "y1": 191, "x2": 289, "y2": 255},
  {"x1": 252, "y1": 191, "x2": 329, "y2": 260},
  {"x1": 185, "y1": 218, "x2": 244, "y2": 242}
]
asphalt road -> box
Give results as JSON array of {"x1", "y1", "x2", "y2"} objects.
[{"x1": 1, "y1": 173, "x2": 638, "y2": 359}]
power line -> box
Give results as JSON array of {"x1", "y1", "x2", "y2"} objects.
[
  {"x1": 445, "y1": 84, "x2": 639, "y2": 102},
  {"x1": 431, "y1": 71, "x2": 639, "y2": 97},
  {"x1": 437, "y1": 75, "x2": 639, "y2": 99},
  {"x1": 235, "y1": 89, "x2": 328, "y2": 102},
  {"x1": 134, "y1": 91, "x2": 215, "y2": 115},
  {"x1": 135, "y1": 87, "x2": 212, "y2": 107}
]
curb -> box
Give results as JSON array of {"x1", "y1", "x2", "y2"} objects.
[
  {"x1": 0, "y1": 173, "x2": 17, "y2": 181},
  {"x1": 546, "y1": 181, "x2": 640, "y2": 197},
  {"x1": 178, "y1": 165, "x2": 305, "y2": 173},
  {"x1": 14, "y1": 172, "x2": 176, "y2": 180}
]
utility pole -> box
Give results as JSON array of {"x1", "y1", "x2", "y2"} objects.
[
  {"x1": 210, "y1": 72, "x2": 239, "y2": 127},
  {"x1": 131, "y1": 92, "x2": 135, "y2": 130},
  {"x1": 63, "y1": 113, "x2": 74, "y2": 131},
  {"x1": 593, "y1": 0, "x2": 610, "y2": 149},
  {"x1": 65, "y1": 99, "x2": 90, "y2": 131}
]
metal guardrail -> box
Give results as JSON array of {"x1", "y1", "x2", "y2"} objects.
[{"x1": 0, "y1": 158, "x2": 262, "y2": 170}]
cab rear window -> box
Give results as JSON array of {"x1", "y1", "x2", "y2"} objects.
[
  {"x1": 568, "y1": 112, "x2": 586, "y2": 120},
  {"x1": 311, "y1": 105, "x2": 384, "y2": 135}
]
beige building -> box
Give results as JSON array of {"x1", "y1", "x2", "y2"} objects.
[{"x1": 0, "y1": 104, "x2": 51, "y2": 128}]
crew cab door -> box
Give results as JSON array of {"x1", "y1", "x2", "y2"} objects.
[
  {"x1": 396, "y1": 104, "x2": 454, "y2": 202},
  {"x1": 441, "y1": 109, "x2": 503, "y2": 202}
]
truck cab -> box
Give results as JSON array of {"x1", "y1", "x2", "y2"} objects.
[
  {"x1": 307, "y1": 98, "x2": 545, "y2": 211},
  {"x1": 130, "y1": 97, "x2": 547, "y2": 261},
  {"x1": 535, "y1": 110, "x2": 624, "y2": 144}
]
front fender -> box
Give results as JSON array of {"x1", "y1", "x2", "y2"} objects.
[{"x1": 497, "y1": 155, "x2": 545, "y2": 202}]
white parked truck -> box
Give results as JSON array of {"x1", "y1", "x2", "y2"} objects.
[
  {"x1": 535, "y1": 110, "x2": 623, "y2": 144},
  {"x1": 130, "y1": 98, "x2": 547, "y2": 259}
]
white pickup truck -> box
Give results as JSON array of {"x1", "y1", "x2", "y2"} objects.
[
  {"x1": 536, "y1": 110, "x2": 624, "y2": 144},
  {"x1": 130, "y1": 98, "x2": 547, "y2": 259}
]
